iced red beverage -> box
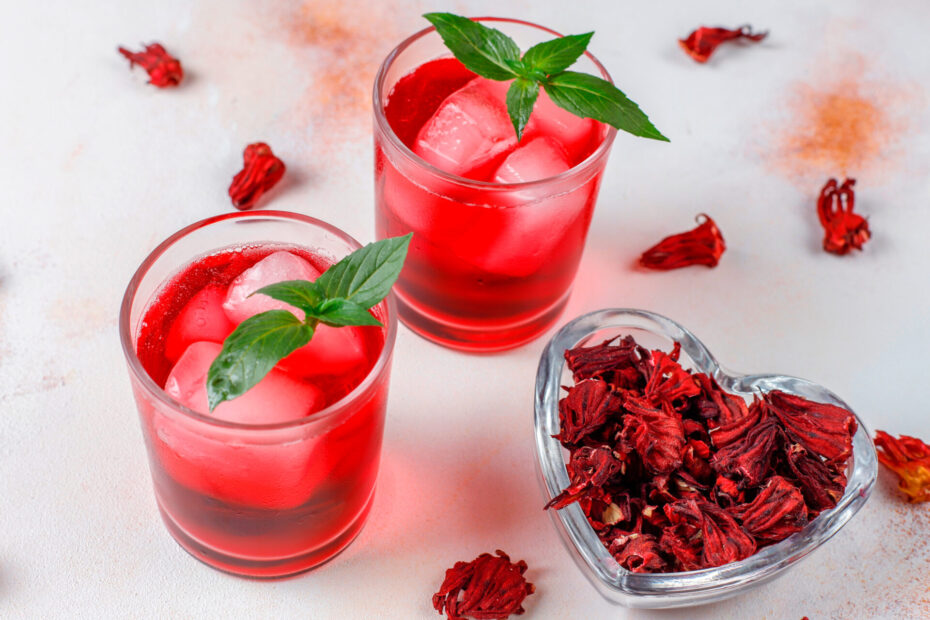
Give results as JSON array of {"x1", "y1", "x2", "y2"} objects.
[
  {"x1": 120, "y1": 212, "x2": 396, "y2": 577},
  {"x1": 374, "y1": 18, "x2": 617, "y2": 351}
]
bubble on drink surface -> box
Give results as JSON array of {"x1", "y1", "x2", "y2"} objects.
[
  {"x1": 164, "y1": 285, "x2": 235, "y2": 362},
  {"x1": 165, "y1": 341, "x2": 325, "y2": 424},
  {"x1": 223, "y1": 250, "x2": 322, "y2": 324},
  {"x1": 222, "y1": 250, "x2": 370, "y2": 378},
  {"x1": 413, "y1": 77, "x2": 517, "y2": 179}
]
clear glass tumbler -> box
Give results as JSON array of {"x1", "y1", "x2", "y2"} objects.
[
  {"x1": 119, "y1": 211, "x2": 396, "y2": 578},
  {"x1": 373, "y1": 18, "x2": 618, "y2": 352}
]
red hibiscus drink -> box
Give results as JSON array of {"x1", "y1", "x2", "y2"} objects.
[
  {"x1": 374, "y1": 18, "x2": 618, "y2": 351},
  {"x1": 120, "y1": 212, "x2": 396, "y2": 577}
]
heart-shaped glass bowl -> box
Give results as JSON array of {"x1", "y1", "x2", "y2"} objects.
[{"x1": 534, "y1": 309, "x2": 878, "y2": 609}]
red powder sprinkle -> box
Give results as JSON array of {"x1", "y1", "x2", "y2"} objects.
[{"x1": 117, "y1": 43, "x2": 183, "y2": 87}]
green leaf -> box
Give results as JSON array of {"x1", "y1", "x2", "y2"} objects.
[
  {"x1": 315, "y1": 233, "x2": 412, "y2": 309},
  {"x1": 310, "y1": 298, "x2": 383, "y2": 327},
  {"x1": 522, "y1": 32, "x2": 593, "y2": 75},
  {"x1": 544, "y1": 71, "x2": 669, "y2": 142},
  {"x1": 252, "y1": 280, "x2": 323, "y2": 315},
  {"x1": 506, "y1": 78, "x2": 540, "y2": 141},
  {"x1": 423, "y1": 13, "x2": 520, "y2": 81},
  {"x1": 206, "y1": 310, "x2": 313, "y2": 411}
]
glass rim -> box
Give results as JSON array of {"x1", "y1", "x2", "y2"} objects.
[
  {"x1": 118, "y1": 210, "x2": 398, "y2": 432},
  {"x1": 534, "y1": 308, "x2": 878, "y2": 606},
  {"x1": 372, "y1": 16, "x2": 619, "y2": 191}
]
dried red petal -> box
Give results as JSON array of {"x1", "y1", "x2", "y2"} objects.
[
  {"x1": 698, "y1": 501, "x2": 757, "y2": 568},
  {"x1": 782, "y1": 442, "x2": 847, "y2": 514},
  {"x1": 659, "y1": 525, "x2": 703, "y2": 571},
  {"x1": 817, "y1": 178, "x2": 870, "y2": 255},
  {"x1": 545, "y1": 446, "x2": 623, "y2": 510},
  {"x1": 564, "y1": 336, "x2": 651, "y2": 389},
  {"x1": 713, "y1": 474, "x2": 744, "y2": 507},
  {"x1": 117, "y1": 43, "x2": 183, "y2": 87},
  {"x1": 874, "y1": 431, "x2": 930, "y2": 503},
  {"x1": 708, "y1": 396, "x2": 767, "y2": 448},
  {"x1": 693, "y1": 373, "x2": 750, "y2": 424},
  {"x1": 555, "y1": 380, "x2": 623, "y2": 445},
  {"x1": 228, "y1": 142, "x2": 286, "y2": 210},
  {"x1": 729, "y1": 476, "x2": 808, "y2": 543},
  {"x1": 644, "y1": 348, "x2": 701, "y2": 410},
  {"x1": 710, "y1": 420, "x2": 781, "y2": 487},
  {"x1": 432, "y1": 550, "x2": 534, "y2": 620},
  {"x1": 608, "y1": 533, "x2": 667, "y2": 573},
  {"x1": 639, "y1": 214, "x2": 726, "y2": 270},
  {"x1": 766, "y1": 391, "x2": 857, "y2": 463},
  {"x1": 620, "y1": 396, "x2": 686, "y2": 474},
  {"x1": 664, "y1": 499, "x2": 756, "y2": 569},
  {"x1": 678, "y1": 25, "x2": 768, "y2": 63}
]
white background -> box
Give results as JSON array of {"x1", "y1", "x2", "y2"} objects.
[{"x1": 1, "y1": 1, "x2": 928, "y2": 618}]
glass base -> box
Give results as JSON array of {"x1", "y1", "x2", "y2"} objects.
[
  {"x1": 156, "y1": 492, "x2": 375, "y2": 579},
  {"x1": 395, "y1": 289, "x2": 571, "y2": 352}
]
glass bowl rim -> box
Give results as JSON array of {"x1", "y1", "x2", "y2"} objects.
[
  {"x1": 534, "y1": 307, "x2": 878, "y2": 604},
  {"x1": 118, "y1": 210, "x2": 398, "y2": 432}
]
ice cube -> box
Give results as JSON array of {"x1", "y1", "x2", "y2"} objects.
[
  {"x1": 164, "y1": 285, "x2": 235, "y2": 362},
  {"x1": 223, "y1": 250, "x2": 370, "y2": 378},
  {"x1": 524, "y1": 89, "x2": 598, "y2": 161},
  {"x1": 164, "y1": 341, "x2": 325, "y2": 424},
  {"x1": 413, "y1": 77, "x2": 518, "y2": 179},
  {"x1": 222, "y1": 250, "x2": 322, "y2": 325},
  {"x1": 448, "y1": 136, "x2": 592, "y2": 277},
  {"x1": 493, "y1": 135, "x2": 571, "y2": 184},
  {"x1": 151, "y1": 341, "x2": 334, "y2": 509}
]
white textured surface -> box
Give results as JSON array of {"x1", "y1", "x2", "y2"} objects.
[{"x1": 1, "y1": 0, "x2": 929, "y2": 618}]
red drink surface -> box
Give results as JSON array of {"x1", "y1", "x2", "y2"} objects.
[
  {"x1": 133, "y1": 245, "x2": 388, "y2": 576},
  {"x1": 376, "y1": 57, "x2": 609, "y2": 350}
]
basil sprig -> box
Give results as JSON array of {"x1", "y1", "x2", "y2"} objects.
[
  {"x1": 423, "y1": 13, "x2": 668, "y2": 142},
  {"x1": 206, "y1": 233, "x2": 411, "y2": 411}
]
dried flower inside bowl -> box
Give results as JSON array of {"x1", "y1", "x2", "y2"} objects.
[{"x1": 534, "y1": 309, "x2": 877, "y2": 608}]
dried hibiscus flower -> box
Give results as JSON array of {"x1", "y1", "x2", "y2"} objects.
[
  {"x1": 117, "y1": 43, "x2": 183, "y2": 87},
  {"x1": 547, "y1": 335, "x2": 857, "y2": 572},
  {"x1": 874, "y1": 431, "x2": 930, "y2": 503},
  {"x1": 679, "y1": 26, "x2": 768, "y2": 63},
  {"x1": 639, "y1": 214, "x2": 726, "y2": 270},
  {"x1": 229, "y1": 142, "x2": 286, "y2": 210},
  {"x1": 555, "y1": 379, "x2": 622, "y2": 445},
  {"x1": 817, "y1": 178, "x2": 870, "y2": 255},
  {"x1": 432, "y1": 550, "x2": 534, "y2": 620}
]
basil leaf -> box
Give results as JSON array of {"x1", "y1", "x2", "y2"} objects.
[
  {"x1": 315, "y1": 233, "x2": 412, "y2": 309},
  {"x1": 206, "y1": 310, "x2": 313, "y2": 411},
  {"x1": 544, "y1": 71, "x2": 669, "y2": 142},
  {"x1": 252, "y1": 280, "x2": 323, "y2": 315},
  {"x1": 310, "y1": 298, "x2": 383, "y2": 327},
  {"x1": 522, "y1": 32, "x2": 593, "y2": 75},
  {"x1": 506, "y1": 78, "x2": 540, "y2": 141},
  {"x1": 423, "y1": 13, "x2": 520, "y2": 81}
]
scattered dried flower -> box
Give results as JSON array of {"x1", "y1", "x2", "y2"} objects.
[
  {"x1": 228, "y1": 143, "x2": 286, "y2": 210},
  {"x1": 679, "y1": 26, "x2": 768, "y2": 63},
  {"x1": 432, "y1": 550, "x2": 534, "y2": 620},
  {"x1": 117, "y1": 43, "x2": 183, "y2": 87},
  {"x1": 817, "y1": 178, "x2": 871, "y2": 255},
  {"x1": 639, "y1": 214, "x2": 726, "y2": 270},
  {"x1": 874, "y1": 431, "x2": 930, "y2": 503}
]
